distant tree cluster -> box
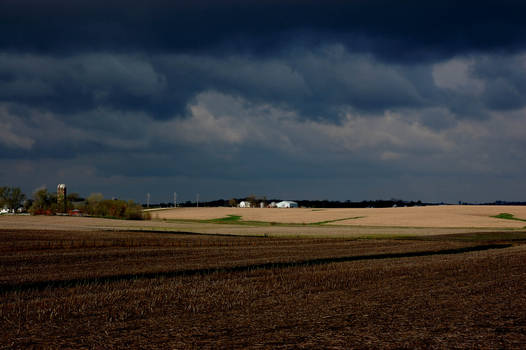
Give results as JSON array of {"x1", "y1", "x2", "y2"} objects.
[
  {"x1": 19, "y1": 188, "x2": 148, "y2": 220},
  {"x1": 26, "y1": 188, "x2": 82, "y2": 214},
  {"x1": 174, "y1": 199, "x2": 231, "y2": 207},
  {"x1": 170, "y1": 198, "x2": 428, "y2": 208},
  {"x1": 80, "y1": 193, "x2": 147, "y2": 220},
  {"x1": 481, "y1": 201, "x2": 526, "y2": 206},
  {"x1": 0, "y1": 187, "x2": 26, "y2": 212},
  {"x1": 30, "y1": 188, "x2": 57, "y2": 215},
  {"x1": 170, "y1": 195, "x2": 269, "y2": 208},
  {"x1": 295, "y1": 199, "x2": 425, "y2": 208}
]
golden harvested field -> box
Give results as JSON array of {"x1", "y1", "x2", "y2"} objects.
[
  {"x1": 2, "y1": 211, "x2": 526, "y2": 238},
  {"x1": 1, "y1": 228, "x2": 526, "y2": 348},
  {"x1": 152, "y1": 205, "x2": 526, "y2": 228}
]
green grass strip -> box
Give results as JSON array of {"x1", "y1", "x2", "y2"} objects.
[{"x1": 492, "y1": 213, "x2": 526, "y2": 222}]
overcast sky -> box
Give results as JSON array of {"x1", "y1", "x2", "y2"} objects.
[{"x1": 1, "y1": 0, "x2": 526, "y2": 203}]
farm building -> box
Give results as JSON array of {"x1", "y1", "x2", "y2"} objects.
[
  {"x1": 276, "y1": 201, "x2": 298, "y2": 208},
  {"x1": 239, "y1": 201, "x2": 251, "y2": 208}
]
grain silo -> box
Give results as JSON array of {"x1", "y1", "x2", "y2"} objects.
[{"x1": 57, "y1": 184, "x2": 67, "y2": 213}]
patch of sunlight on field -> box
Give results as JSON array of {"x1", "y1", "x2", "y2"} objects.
[{"x1": 152, "y1": 205, "x2": 526, "y2": 228}]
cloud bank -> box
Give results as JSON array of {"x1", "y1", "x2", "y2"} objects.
[{"x1": 1, "y1": 1, "x2": 525, "y2": 202}]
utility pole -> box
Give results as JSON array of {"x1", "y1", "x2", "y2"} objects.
[
  {"x1": 173, "y1": 192, "x2": 177, "y2": 208},
  {"x1": 147, "y1": 193, "x2": 150, "y2": 208},
  {"x1": 196, "y1": 193, "x2": 199, "y2": 207}
]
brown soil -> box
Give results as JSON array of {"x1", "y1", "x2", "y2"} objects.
[{"x1": 1, "y1": 228, "x2": 526, "y2": 348}]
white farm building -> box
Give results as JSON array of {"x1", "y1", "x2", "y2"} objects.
[
  {"x1": 239, "y1": 201, "x2": 251, "y2": 208},
  {"x1": 276, "y1": 201, "x2": 298, "y2": 208}
]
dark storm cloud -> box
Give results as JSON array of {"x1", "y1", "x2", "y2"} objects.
[
  {"x1": 2, "y1": 1, "x2": 526, "y2": 203},
  {"x1": 2, "y1": 49, "x2": 520, "y2": 126},
  {"x1": 472, "y1": 56, "x2": 526, "y2": 111},
  {"x1": 0, "y1": 49, "x2": 447, "y2": 122},
  {"x1": 1, "y1": 1, "x2": 526, "y2": 60},
  {"x1": 0, "y1": 53, "x2": 168, "y2": 115}
]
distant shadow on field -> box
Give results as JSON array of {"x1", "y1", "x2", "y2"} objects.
[{"x1": 0, "y1": 244, "x2": 511, "y2": 293}]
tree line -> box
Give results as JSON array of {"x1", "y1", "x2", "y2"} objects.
[
  {"x1": 155, "y1": 197, "x2": 426, "y2": 208},
  {"x1": 0, "y1": 186, "x2": 148, "y2": 220},
  {"x1": 80, "y1": 193, "x2": 147, "y2": 220}
]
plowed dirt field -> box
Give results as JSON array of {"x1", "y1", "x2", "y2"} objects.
[{"x1": 1, "y1": 228, "x2": 525, "y2": 348}]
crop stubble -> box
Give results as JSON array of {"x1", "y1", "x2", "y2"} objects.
[
  {"x1": 152, "y1": 205, "x2": 526, "y2": 228},
  {"x1": 1, "y1": 228, "x2": 526, "y2": 349}
]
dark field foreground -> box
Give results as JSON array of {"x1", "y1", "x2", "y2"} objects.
[{"x1": 1, "y1": 229, "x2": 526, "y2": 349}]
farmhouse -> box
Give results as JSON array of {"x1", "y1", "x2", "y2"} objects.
[
  {"x1": 276, "y1": 201, "x2": 298, "y2": 208},
  {"x1": 239, "y1": 201, "x2": 251, "y2": 208}
]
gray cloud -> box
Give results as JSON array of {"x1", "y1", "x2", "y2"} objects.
[
  {"x1": 0, "y1": 48, "x2": 483, "y2": 121},
  {"x1": 0, "y1": 53, "x2": 166, "y2": 115},
  {"x1": 1, "y1": 43, "x2": 526, "y2": 202},
  {"x1": 452, "y1": 55, "x2": 526, "y2": 112}
]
